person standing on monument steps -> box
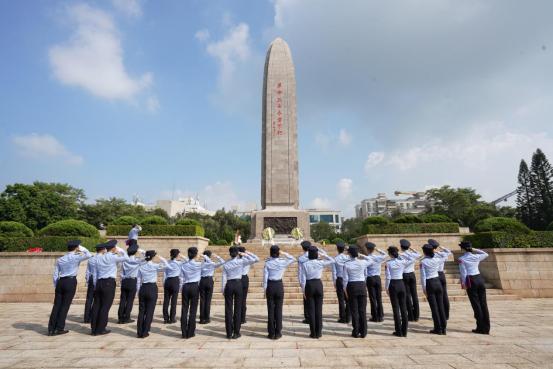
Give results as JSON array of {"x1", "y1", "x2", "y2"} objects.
[
  {"x1": 127, "y1": 224, "x2": 142, "y2": 245},
  {"x1": 263, "y1": 245, "x2": 296, "y2": 339},
  {"x1": 332, "y1": 242, "x2": 350, "y2": 324},
  {"x1": 48, "y1": 240, "x2": 91, "y2": 336},
  {"x1": 298, "y1": 240, "x2": 311, "y2": 324},
  {"x1": 180, "y1": 246, "x2": 204, "y2": 339},
  {"x1": 365, "y1": 242, "x2": 387, "y2": 322},
  {"x1": 90, "y1": 240, "x2": 128, "y2": 336},
  {"x1": 83, "y1": 243, "x2": 103, "y2": 324},
  {"x1": 237, "y1": 246, "x2": 259, "y2": 324},
  {"x1": 420, "y1": 244, "x2": 448, "y2": 335},
  {"x1": 300, "y1": 246, "x2": 335, "y2": 339},
  {"x1": 458, "y1": 241, "x2": 490, "y2": 335},
  {"x1": 222, "y1": 246, "x2": 257, "y2": 339},
  {"x1": 161, "y1": 248, "x2": 184, "y2": 324},
  {"x1": 342, "y1": 245, "x2": 374, "y2": 338},
  {"x1": 136, "y1": 250, "x2": 167, "y2": 338},
  {"x1": 399, "y1": 239, "x2": 421, "y2": 322},
  {"x1": 385, "y1": 246, "x2": 418, "y2": 337},
  {"x1": 118, "y1": 240, "x2": 146, "y2": 324},
  {"x1": 199, "y1": 250, "x2": 224, "y2": 324},
  {"x1": 428, "y1": 239, "x2": 451, "y2": 320}
]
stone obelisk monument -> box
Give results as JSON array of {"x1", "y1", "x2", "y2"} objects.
[{"x1": 250, "y1": 38, "x2": 310, "y2": 242}]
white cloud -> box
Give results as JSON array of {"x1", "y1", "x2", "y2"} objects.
[
  {"x1": 310, "y1": 197, "x2": 332, "y2": 209},
  {"x1": 112, "y1": 0, "x2": 142, "y2": 18},
  {"x1": 160, "y1": 181, "x2": 245, "y2": 211},
  {"x1": 337, "y1": 178, "x2": 353, "y2": 199},
  {"x1": 146, "y1": 96, "x2": 160, "y2": 113},
  {"x1": 364, "y1": 152, "x2": 385, "y2": 172},
  {"x1": 338, "y1": 128, "x2": 351, "y2": 146},
  {"x1": 49, "y1": 3, "x2": 152, "y2": 101},
  {"x1": 194, "y1": 29, "x2": 210, "y2": 42},
  {"x1": 12, "y1": 133, "x2": 83, "y2": 165}
]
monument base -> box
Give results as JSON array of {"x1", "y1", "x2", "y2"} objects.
[{"x1": 249, "y1": 206, "x2": 311, "y2": 243}]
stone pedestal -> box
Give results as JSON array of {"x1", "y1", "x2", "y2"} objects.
[{"x1": 250, "y1": 207, "x2": 310, "y2": 242}]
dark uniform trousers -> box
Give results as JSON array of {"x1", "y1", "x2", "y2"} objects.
[
  {"x1": 48, "y1": 276, "x2": 77, "y2": 332},
  {"x1": 181, "y1": 282, "x2": 200, "y2": 338},
  {"x1": 305, "y1": 279, "x2": 324, "y2": 337},
  {"x1": 199, "y1": 276, "x2": 214, "y2": 322},
  {"x1": 163, "y1": 276, "x2": 180, "y2": 323},
  {"x1": 266, "y1": 280, "x2": 284, "y2": 337},
  {"x1": 335, "y1": 277, "x2": 350, "y2": 322},
  {"x1": 403, "y1": 272, "x2": 420, "y2": 321},
  {"x1": 224, "y1": 279, "x2": 243, "y2": 338},
  {"x1": 366, "y1": 275, "x2": 384, "y2": 321},
  {"x1": 90, "y1": 278, "x2": 116, "y2": 334},
  {"x1": 438, "y1": 271, "x2": 450, "y2": 320},
  {"x1": 347, "y1": 281, "x2": 368, "y2": 337},
  {"x1": 118, "y1": 277, "x2": 137, "y2": 322},
  {"x1": 425, "y1": 277, "x2": 447, "y2": 333},
  {"x1": 241, "y1": 274, "x2": 249, "y2": 323},
  {"x1": 389, "y1": 279, "x2": 408, "y2": 336},
  {"x1": 466, "y1": 274, "x2": 490, "y2": 334},
  {"x1": 137, "y1": 283, "x2": 157, "y2": 337},
  {"x1": 83, "y1": 275, "x2": 94, "y2": 323}
]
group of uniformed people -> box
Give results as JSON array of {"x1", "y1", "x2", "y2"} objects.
[{"x1": 48, "y1": 237, "x2": 491, "y2": 339}]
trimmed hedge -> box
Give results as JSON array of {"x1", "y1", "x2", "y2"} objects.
[
  {"x1": 420, "y1": 214, "x2": 452, "y2": 223},
  {"x1": 331, "y1": 237, "x2": 345, "y2": 245},
  {"x1": 176, "y1": 218, "x2": 201, "y2": 226},
  {"x1": 473, "y1": 217, "x2": 530, "y2": 234},
  {"x1": 464, "y1": 231, "x2": 553, "y2": 249},
  {"x1": 0, "y1": 221, "x2": 34, "y2": 237},
  {"x1": 364, "y1": 222, "x2": 459, "y2": 234},
  {"x1": 112, "y1": 216, "x2": 140, "y2": 225},
  {"x1": 38, "y1": 219, "x2": 99, "y2": 238},
  {"x1": 393, "y1": 215, "x2": 422, "y2": 223},
  {"x1": 141, "y1": 215, "x2": 168, "y2": 225},
  {"x1": 0, "y1": 236, "x2": 102, "y2": 252},
  {"x1": 106, "y1": 224, "x2": 204, "y2": 237},
  {"x1": 362, "y1": 216, "x2": 389, "y2": 225},
  {"x1": 547, "y1": 221, "x2": 553, "y2": 231}
]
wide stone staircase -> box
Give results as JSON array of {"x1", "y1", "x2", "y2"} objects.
[{"x1": 72, "y1": 243, "x2": 519, "y2": 305}]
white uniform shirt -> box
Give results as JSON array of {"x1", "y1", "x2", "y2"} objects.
[
  {"x1": 385, "y1": 253, "x2": 417, "y2": 290},
  {"x1": 93, "y1": 247, "x2": 129, "y2": 286},
  {"x1": 180, "y1": 258, "x2": 203, "y2": 284},
  {"x1": 458, "y1": 249, "x2": 489, "y2": 287},
  {"x1": 241, "y1": 252, "x2": 260, "y2": 276},
  {"x1": 53, "y1": 246, "x2": 92, "y2": 286},
  {"x1": 400, "y1": 249, "x2": 421, "y2": 273},
  {"x1": 84, "y1": 253, "x2": 98, "y2": 285},
  {"x1": 332, "y1": 253, "x2": 349, "y2": 282},
  {"x1": 299, "y1": 255, "x2": 335, "y2": 292},
  {"x1": 128, "y1": 227, "x2": 140, "y2": 240},
  {"x1": 221, "y1": 254, "x2": 257, "y2": 292},
  {"x1": 297, "y1": 251, "x2": 309, "y2": 284},
  {"x1": 263, "y1": 254, "x2": 296, "y2": 290},
  {"x1": 120, "y1": 251, "x2": 146, "y2": 279},
  {"x1": 420, "y1": 253, "x2": 449, "y2": 291},
  {"x1": 137, "y1": 257, "x2": 167, "y2": 290},
  {"x1": 366, "y1": 250, "x2": 387, "y2": 277},
  {"x1": 201, "y1": 255, "x2": 225, "y2": 277},
  {"x1": 342, "y1": 256, "x2": 374, "y2": 289},
  {"x1": 436, "y1": 247, "x2": 452, "y2": 272},
  {"x1": 163, "y1": 259, "x2": 184, "y2": 281}
]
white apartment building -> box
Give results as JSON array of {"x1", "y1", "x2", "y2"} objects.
[{"x1": 355, "y1": 192, "x2": 429, "y2": 219}]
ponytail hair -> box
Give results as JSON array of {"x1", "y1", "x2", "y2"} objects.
[
  {"x1": 387, "y1": 246, "x2": 399, "y2": 259},
  {"x1": 188, "y1": 247, "x2": 198, "y2": 260},
  {"x1": 422, "y1": 244, "x2": 434, "y2": 257},
  {"x1": 170, "y1": 249, "x2": 180, "y2": 260},
  {"x1": 459, "y1": 241, "x2": 473, "y2": 252},
  {"x1": 203, "y1": 249, "x2": 212, "y2": 258},
  {"x1": 348, "y1": 246, "x2": 359, "y2": 258},
  {"x1": 145, "y1": 250, "x2": 156, "y2": 261},
  {"x1": 229, "y1": 246, "x2": 239, "y2": 258}
]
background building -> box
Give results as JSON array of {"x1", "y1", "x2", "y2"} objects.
[
  {"x1": 355, "y1": 192, "x2": 429, "y2": 219},
  {"x1": 156, "y1": 197, "x2": 215, "y2": 217},
  {"x1": 307, "y1": 209, "x2": 343, "y2": 233}
]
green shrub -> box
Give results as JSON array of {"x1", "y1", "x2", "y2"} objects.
[
  {"x1": 420, "y1": 214, "x2": 452, "y2": 223},
  {"x1": 112, "y1": 216, "x2": 140, "y2": 225},
  {"x1": 393, "y1": 215, "x2": 422, "y2": 224},
  {"x1": 141, "y1": 215, "x2": 168, "y2": 225},
  {"x1": 331, "y1": 237, "x2": 345, "y2": 245},
  {"x1": 176, "y1": 218, "x2": 201, "y2": 226},
  {"x1": 38, "y1": 219, "x2": 99, "y2": 238},
  {"x1": 0, "y1": 236, "x2": 102, "y2": 252},
  {"x1": 319, "y1": 238, "x2": 331, "y2": 244},
  {"x1": 362, "y1": 216, "x2": 389, "y2": 226},
  {"x1": 473, "y1": 217, "x2": 530, "y2": 234},
  {"x1": 0, "y1": 221, "x2": 34, "y2": 237},
  {"x1": 547, "y1": 221, "x2": 553, "y2": 231},
  {"x1": 363, "y1": 222, "x2": 459, "y2": 234},
  {"x1": 106, "y1": 224, "x2": 204, "y2": 237},
  {"x1": 348, "y1": 238, "x2": 358, "y2": 245},
  {"x1": 212, "y1": 239, "x2": 229, "y2": 245},
  {"x1": 464, "y1": 231, "x2": 553, "y2": 249}
]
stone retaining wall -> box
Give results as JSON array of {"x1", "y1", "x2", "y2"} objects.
[{"x1": 356, "y1": 233, "x2": 465, "y2": 252}]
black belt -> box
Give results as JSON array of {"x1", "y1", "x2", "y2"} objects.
[
  {"x1": 268, "y1": 279, "x2": 282, "y2": 282},
  {"x1": 184, "y1": 281, "x2": 199, "y2": 285},
  {"x1": 426, "y1": 277, "x2": 440, "y2": 281},
  {"x1": 98, "y1": 277, "x2": 115, "y2": 281},
  {"x1": 122, "y1": 277, "x2": 137, "y2": 280},
  {"x1": 307, "y1": 278, "x2": 321, "y2": 281},
  {"x1": 60, "y1": 276, "x2": 76, "y2": 280},
  {"x1": 227, "y1": 278, "x2": 241, "y2": 281},
  {"x1": 201, "y1": 275, "x2": 213, "y2": 279},
  {"x1": 142, "y1": 282, "x2": 156, "y2": 285}
]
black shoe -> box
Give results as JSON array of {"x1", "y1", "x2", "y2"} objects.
[
  {"x1": 199, "y1": 320, "x2": 206, "y2": 324},
  {"x1": 188, "y1": 333, "x2": 195, "y2": 339},
  {"x1": 171, "y1": 319, "x2": 177, "y2": 324},
  {"x1": 241, "y1": 320, "x2": 246, "y2": 324},
  {"x1": 369, "y1": 318, "x2": 377, "y2": 322},
  {"x1": 274, "y1": 334, "x2": 282, "y2": 340},
  {"x1": 182, "y1": 335, "x2": 188, "y2": 339},
  {"x1": 126, "y1": 319, "x2": 135, "y2": 324},
  {"x1": 377, "y1": 318, "x2": 384, "y2": 322},
  {"x1": 440, "y1": 330, "x2": 447, "y2": 335},
  {"x1": 47, "y1": 330, "x2": 55, "y2": 336},
  {"x1": 137, "y1": 334, "x2": 143, "y2": 338},
  {"x1": 392, "y1": 331, "x2": 402, "y2": 337},
  {"x1": 359, "y1": 334, "x2": 366, "y2": 338},
  {"x1": 231, "y1": 333, "x2": 241, "y2": 339},
  {"x1": 97, "y1": 330, "x2": 111, "y2": 335},
  {"x1": 55, "y1": 329, "x2": 69, "y2": 335},
  {"x1": 226, "y1": 335, "x2": 232, "y2": 339},
  {"x1": 83, "y1": 320, "x2": 90, "y2": 324},
  {"x1": 117, "y1": 320, "x2": 123, "y2": 324},
  {"x1": 309, "y1": 333, "x2": 316, "y2": 339},
  {"x1": 302, "y1": 319, "x2": 309, "y2": 324},
  {"x1": 316, "y1": 334, "x2": 322, "y2": 339},
  {"x1": 472, "y1": 329, "x2": 482, "y2": 334},
  {"x1": 205, "y1": 319, "x2": 210, "y2": 324},
  {"x1": 267, "y1": 334, "x2": 275, "y2": 340},
  {"x1": 338, "y1": 319, "x2": 346, "y2": 323},
  {"x1": 351, "y1": 332, "x2": 358, "y2": 338},
  {"x1": 429, "y1": 329, "x2": 441, "y2": 335}
]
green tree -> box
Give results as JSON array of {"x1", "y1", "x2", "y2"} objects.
[
  {"x1": 516, "y1": 159, "x2": 536, "y2": 227},
  {"x1": 0, "y1": 182, "x2": 85, "y2": 230},
  {"x1": 340, "y1": 217, "x2": 364, "y2": 241},
  {"x1": 530, "y1": 148, "x2": 553, "y2": 229},
  {"x1": 311, "y1": 222, "x2": 336, "y2": 242}
]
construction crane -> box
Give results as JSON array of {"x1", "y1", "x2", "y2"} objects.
[
  {"x1": 394, "y1": 191, "x2": 425, "y2": 199},
  {"x1": 491, "y1": 190, "x2": 517, "y2": 205}
]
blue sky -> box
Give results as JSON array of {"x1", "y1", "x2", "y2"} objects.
[{"x1": 1, "y1": 0, "x2": 553, "y2": 217}]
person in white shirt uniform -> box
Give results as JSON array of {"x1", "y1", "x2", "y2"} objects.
[
  {"x1": 83, "y1": 243, "x2": 103, "y2": 324},
  {"x1": 385, "y1": 246, "x2": 417, "y2": 337},
  {"x1": 199, "y1": 250, "x2": 224, "y2": 324},
  {"x1": 263, "y1": 245, "x2": 295, "y2": 339},
  {"x1": 180, "y1": 247, "x2": 204, "y2": 339},
  {"x1": 420, "y1": 244, "x2": 448, "y2": 335},
  {"x1": 136, "y1": 250, "x2": 167, "y2": 338},
  {"x1": 399, "y1": 239, "x2": 420, "y2": 322},
  {"x1": 118, "y1": 240, "x2": 146, "y2": 324},
  {"x1": 163, "y1": 249, "x2": 184, "y2": 324},
  {"x1": 90, "y1": 239, "x2": 129, "y2": 336},
  {"x1": 300, "y1": 246, "x2": 335, "y2": 339},
  {"x1": 342, "y1": 246, "x2": 374, "y2": 338},
  {"x1": 429, "y1": 239, "x2": 451, "y2": 319},
  {"x1": 127, "y1": 224, "x2": 142, "y2": 245},
  {"x1": 48, "y1": 240, "x2": 91, "y2": 336},
  {"x1": 332, "y1": 242, "x2": 350, "y2": 323},
  {"x1": 237, "y1": 246, "x2": 259, "y2": 324},
  {"x1": 221, "y1": 246, "x2": 257, "y2": 339},
  {"x1": 364, "y1": 242, "x2": 387, "y2": 322},
  {"x1": 298, "y1": 240, "x2": 311, "y2": 324},
  {"x1": 458, "y1": 240, "x2": 490, "y2": 334}
]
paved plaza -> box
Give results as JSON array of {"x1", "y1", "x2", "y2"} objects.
[{"x1": 0, "y1": 299, "x2": 552, "y2": 368}]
